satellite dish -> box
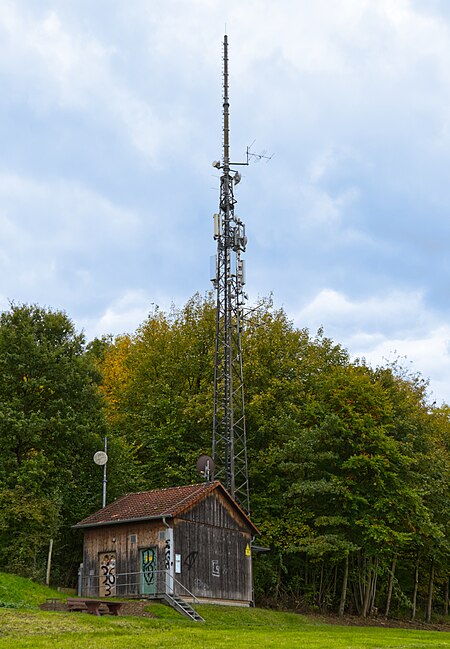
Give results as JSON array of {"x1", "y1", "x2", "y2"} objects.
[
  {"x1": 94, "y1": 451, "x2": 108, "y2": 466},
  {"x1": 196, "y1": 455, "x2": 215, "y2": 481}
]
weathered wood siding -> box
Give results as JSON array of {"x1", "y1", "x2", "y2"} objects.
[
  {"x1": 180, "y1": 492, "x2": 245, "y2": 530},
  {"x1": 81, "y1": 489, "x2": 254, "y2": 603},
  {"x1": 82, "y1": 520, "x2": 166, "y2": 597},
  {"x1": 174, "y1": 492, "x2": 253, "y2": 602}
]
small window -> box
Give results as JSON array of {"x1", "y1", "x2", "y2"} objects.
[
  {"x1": 158, "y1": 531, "x2": 166, "y2": 541},
  {"x1": 130, "y1": 534, "x2": 137, "y2": 546}
]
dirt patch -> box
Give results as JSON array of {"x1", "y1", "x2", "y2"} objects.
[
  {"x1": 119, "y1": 601, "x2": 156, "y2": 618},
  {"x1": 39, "y1": 599, "x2": 156, "y2": 618},
  {"x1": 307, "y1": 611, "x2": 450, "y2": 633},
  {"x1": 39, "y1": 599, "x2": 67, "y2": 612}
]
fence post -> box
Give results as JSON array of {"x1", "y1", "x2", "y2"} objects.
[{"x1": 77, "y1": 563, "x2": 84, "y2": 597}]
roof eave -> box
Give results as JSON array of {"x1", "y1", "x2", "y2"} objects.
[{"x1": 73, "y1": 513, "x2": 174, "y2": 530}]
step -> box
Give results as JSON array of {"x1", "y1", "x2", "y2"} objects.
[{"x1": 162, "y1": 594, "x2": 204, "y2": 622}]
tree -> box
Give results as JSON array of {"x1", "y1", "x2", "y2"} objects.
[
  {"x1": 100, "y1": 295, "x2": 216, "y2": 489},
  {"x1": 97, "y1": 294, "x2": 449, "y2": 618},
  {"x1": 0, "y1": 304, "x2": 112, "y2": 581}
]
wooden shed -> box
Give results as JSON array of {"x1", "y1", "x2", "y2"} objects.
[{"x1": 74, "y1": 481, "x2": 258, "y2": 606}]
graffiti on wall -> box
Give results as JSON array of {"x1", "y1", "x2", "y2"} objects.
[
  {"x1": 165, "y1": 538, "x2": 171, "y2": 570},
  {"x1": 194, "y1": 577, "x2": 209, "y2": 591},
  {"x1": 212, "y1": 559, "x2": 220, "y2": 577},
  {"x1": 141, "y1": 548, "x2": 156, "y2": 587},
  {"x1": 99, "y1": 553, "x2": 116, "y2": 597},
  {"x1": 184, "y1": 551, "x2": 198, "y2": 571}
]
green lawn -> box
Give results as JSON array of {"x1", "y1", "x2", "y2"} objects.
[
  {"x1": 0, "y1": 572, "x2": 64, "y2": 608},
  {"x1": 0, "y1": 606, "x2": 448, "y2": 649},
  {"x1": 0, "y1": 573, "x2": 448, "y2": 649}
]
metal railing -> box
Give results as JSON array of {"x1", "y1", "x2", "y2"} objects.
[
  {"x1": 168, "y1": 573, "x2": 199, "y2": 604},
  {"x1": 78, "y1": 568, "x2": 198, "y2": 602}
]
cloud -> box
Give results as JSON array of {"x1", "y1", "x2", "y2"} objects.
[
  {"x1": 0, "y1": 3, "x2": 184, "y2": 160},
  {"x1": 295, "y1": 288, "x2": 450, "y2": 403},
  {"x1": 1, "y1": 0, "x2": 450, "y2": 406},
  {"x1": 81, "y1": 290, "x2": 151, "y2": 340},
  {"x1": 81, "y1": 289, "x2": 184, "y2": 340},
  {"x1": 0, "y1": 172, "x2": 145, "y2": 307},
  {"x1": 0, "y1": 172, "x2": 141, "y2": 247},
  {"x1": 359, "y1": 326, "x2": 450, "y2": 402},
  {"x1": 296, "y1": 288, "x2": 431, "y2": 336}
]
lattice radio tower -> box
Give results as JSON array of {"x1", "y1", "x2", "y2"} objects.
[{"x1": 211, "y1": 35, "x2": 250, "y2": 514}]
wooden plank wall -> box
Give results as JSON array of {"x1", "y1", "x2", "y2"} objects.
[
  {"x1": 81, "y1": 490, "x2": 254, "y2": 603},
  {"x1": 82, "y1": 520, "x2": 166, "y2": 597},
  {"x1": 174, "y1": 492, "x2": 253, "y2": 602}
]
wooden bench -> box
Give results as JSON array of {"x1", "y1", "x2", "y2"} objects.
[{"x1": 66, "y1": 598, "x2": 125, "y2": 616}]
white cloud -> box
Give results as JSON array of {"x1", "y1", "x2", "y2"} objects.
[
  {"x1": 355, "y1": 327, "x2": 450, "y2": 405},
  {"x1": 0, "y1": 172, "x2": 145, "y2": 307},
  {"x1": 0, "y1": 172, "x2": 141, "y2": 249},
  {"x1": 295, "y1": 288, "x2": 450, "y2": 403},
  {"x1": 0, "y1": 5, "x2": 110, "y2": 108},
  {"x1": 82, "y1": 289, "x2": 179, "y2": 340},
  {"x1": 82, "y1": 290, "x2": 151, "y2": 339},
  {"x1": 0, "y1": 3, "x2": 183, "y2": 159},
  {"x1": 1, "y1": 0, "x2": 450, "y2": 406},
  {"x1": 297, "y1": 288, "x2": 430, "y2": 335}
]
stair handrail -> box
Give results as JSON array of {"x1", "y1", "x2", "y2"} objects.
[{"x1": 165, "y1": 572, "x2": 200, "y2": 603}]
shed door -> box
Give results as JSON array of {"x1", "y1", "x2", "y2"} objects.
[
  {"x1": 99, "y1": 553, "x2": 116, "y2": 597},
  {"x1": 140, "y1": 547, "x2": 157, "y2": 595}
]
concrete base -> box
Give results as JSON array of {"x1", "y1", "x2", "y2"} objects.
[{"x1": 184, "y1": 597, "x2": 251, "y2": 607}]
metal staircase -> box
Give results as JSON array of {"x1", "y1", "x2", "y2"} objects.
[{"x1": 162, "y1": 593, "x2": 204, "y2": 622}]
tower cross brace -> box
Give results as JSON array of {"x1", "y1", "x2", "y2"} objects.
[{"x1": 211, "y1": 35, "x2": 250, "y2": 514}]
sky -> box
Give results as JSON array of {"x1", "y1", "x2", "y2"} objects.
[{"x1": 2, "y1": 0, "x2": 450, "y2": 403}]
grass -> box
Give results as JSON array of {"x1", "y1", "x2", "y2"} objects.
[
  {"x1": 0, "y1": 573, "x2": 448, "y2": 648},
  {"x1": 0, "y1": 573, "x2": 64, "y2": 608}
]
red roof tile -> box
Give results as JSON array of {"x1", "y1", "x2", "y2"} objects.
[{"x1": 74, "y1": 481, "x2": 258, "y2": 533}]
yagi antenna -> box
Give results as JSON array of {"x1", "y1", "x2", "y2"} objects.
[
  {"x1": 246, "y1": 140, "x2": 274, "y2": 164},
  {"x1": 213, "y1": 141, "x2": 274, "y2": 170}
]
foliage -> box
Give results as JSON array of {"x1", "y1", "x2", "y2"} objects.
[
  {"x1": 100, "y1": 295, "x2": 216, "y2": 489},
  {"x1": 0, "y1": 304, "x2": 132, "y2": 582},
  {"x1": 0, "y1": 296, "x2": 448, "y2": 622},
  {"x1": 98, "y1": 293, "x2": 449, "y2": 619}
]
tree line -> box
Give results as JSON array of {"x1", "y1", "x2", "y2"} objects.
[{"x1": 0, "y1": 297, "x2": 448, "y2": 621}]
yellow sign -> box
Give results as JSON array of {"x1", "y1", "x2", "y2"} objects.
[{"x1": 245, "y1": 544, "x2": 251, "y2": 557}]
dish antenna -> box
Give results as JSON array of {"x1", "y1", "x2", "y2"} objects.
[
  {"x1": 93, "y1": 451, "x2": 108, "y2": 466},
  {"x1": 93, "y1": 437, "x2": 108, "y2": 508},
  {"x1": 196, "y1": 454, "x2": 215, "y2": 482}
]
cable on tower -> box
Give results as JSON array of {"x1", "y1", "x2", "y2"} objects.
[{"x1": 211, "y1": 35, "x2": 250, "y2": 514}]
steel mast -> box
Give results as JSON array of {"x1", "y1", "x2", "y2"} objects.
[{"x1": 211, "y1": 35, "x2": 250, "y2": 514}]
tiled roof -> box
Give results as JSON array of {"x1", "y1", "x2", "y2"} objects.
[{"x1": 74, "y1": 481, "x2": 257, "y2": 532}]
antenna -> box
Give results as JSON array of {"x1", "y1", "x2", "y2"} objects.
[
  {"x1": 196, "y1": 454, "x2": 215, "y2": 482},
  {"x1": 93, "y1": 436, "x2": 108, "y2": 508},
  {"x1": 246, "y1": 140, "x2": 274, "y2": 163},
  {"x1": 211, "y1": 35, "x2": 250, "y2": 514}
]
